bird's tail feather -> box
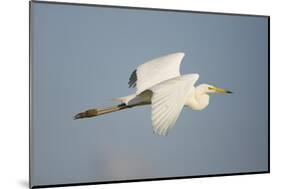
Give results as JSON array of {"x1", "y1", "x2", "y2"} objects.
[{"x1": 74, "y1": 103, "x2": 129, "y2": 120}]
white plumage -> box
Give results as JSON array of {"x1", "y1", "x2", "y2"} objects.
[
  {"x1": 75, "y1": 52, "x2": 232, "y2": 136},
  {"x1": 117, "y1": 52, "x2": 187, "y2": 105},
  {"x1": 132, "y1": 52, "x2": 184, "y2": 94},
  {"x1": 150, "y1": 74, "x2": 199, "y2": 136}
]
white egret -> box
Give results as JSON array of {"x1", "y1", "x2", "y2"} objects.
[{"x1": 74, "y1": 52, "x2": 232, "y2": 136}]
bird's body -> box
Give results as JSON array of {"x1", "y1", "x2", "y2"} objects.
[{"x1": 74, "y1": 52, "x2": 232, "y2": 136}]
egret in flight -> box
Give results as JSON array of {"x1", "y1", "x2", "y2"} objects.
[{"x1": 74, "y1": 52, "x2": 232, "y2": 136}]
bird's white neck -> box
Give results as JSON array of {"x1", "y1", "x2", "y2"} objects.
[{"x1": 185, "y1": 85, "x2": 210, "y2": 110}]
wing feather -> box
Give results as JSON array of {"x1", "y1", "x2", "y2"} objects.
[
  {"x1": 128, "y1": 69, "x2": 137, "y2": 88},
  {"x1": 129, "y1": 52, "x2": 185, "y2": 94},
  {"x1": 149, "y1": 74, "x2": 199, "y2": 136}
]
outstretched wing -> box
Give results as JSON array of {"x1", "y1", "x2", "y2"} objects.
[
  {"x1": 128, "y1": 52, "x2": 185, "y2": 94},
  {"x1": 149, "y1": 74, "x2": 199, "y2": 136}
]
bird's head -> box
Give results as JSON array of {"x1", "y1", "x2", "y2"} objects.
[{"x1": 196, "y1": 84, "x2": 233, "y2": 94}]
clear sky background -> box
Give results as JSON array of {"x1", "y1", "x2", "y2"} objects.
[{"x1": 31, "y1": 2, "x2": 268, "y2": 186}]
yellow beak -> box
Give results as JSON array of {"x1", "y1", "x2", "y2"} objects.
[{"x1": 213, "y1": 87, "x2": 233, "y2": 94}]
